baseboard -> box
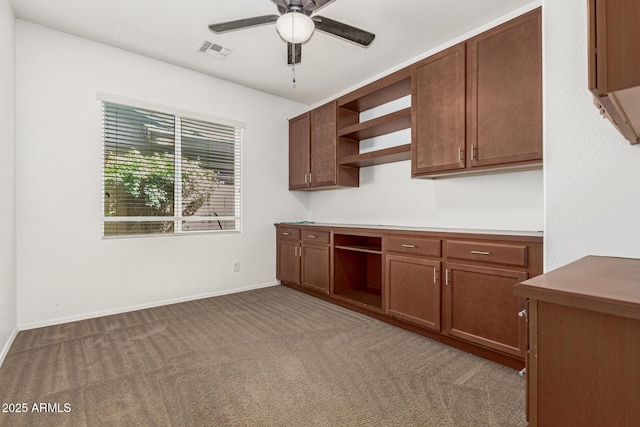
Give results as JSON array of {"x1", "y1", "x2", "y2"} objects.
[
  {"x1": 0, "y1": 327, "x2": 19, "y2": 368},
  {"x1": 19, "y1": 281, "x2": 279, "y2": 331}
]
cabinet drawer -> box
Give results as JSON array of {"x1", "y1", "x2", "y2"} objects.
[
  {"x1": 386, "y1": 235, "x2": 441, "y2": 257},
  {"x1": 301, "y1": 229, "x2": 330, "y2": 244},
  {"x1": 278, "y1": 227, "x2": 300, "y2": 241},
  {"x1": 446, "y1": 240, "x2": 528, "y2": 267}
]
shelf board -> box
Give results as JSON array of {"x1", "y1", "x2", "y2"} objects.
[
  {"x1": 338, "y1": 107, "x2": 411, "y2": 141},
  {"x1": 338, "y1": 144, "x2": 411, "y2": 168},
  {"x1": 333, "y1": 288, "x2": 383, "y2": 309},
  {"x1": 335, "y1": 244, "x2": 382, "y2": 255},
  {"x1": 338, "y1": 67, "x2": 411, "y2": 112}
]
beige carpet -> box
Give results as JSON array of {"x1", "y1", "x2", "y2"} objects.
[{"x1": 0, "y1": 285, "x2": 525, "y2": 426}]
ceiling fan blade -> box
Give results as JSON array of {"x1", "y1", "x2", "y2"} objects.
[
  {"x1": 287, "y1": 43, "x2": 302, "y2": 65},
  {"x1": 304, "y1": 0, "x2": 336, "y2": 12},
  {"x1": 311, "y1": 16, "x2": 375, "y2": 46},
  {"x1": 209, "y1": 15, "x2": 279, "y2": 33}
]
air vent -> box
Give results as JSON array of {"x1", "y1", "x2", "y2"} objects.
[{"x1": 197, "y1": 40, "x2": 231, "y2": 60}]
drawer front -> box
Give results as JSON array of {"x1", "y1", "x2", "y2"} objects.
[
  {"x1": 386, "y1": 235, "x2": 441, "y2": 257},
  {"x1": 278, "y1": 227, "x2": 300, "y2": 241},
  {"x1": 446, "y1": 240, "x2": 528, "y2": 267},
  {"x1": 301, "y1": 229, "x2": 330, "y2": 244}
]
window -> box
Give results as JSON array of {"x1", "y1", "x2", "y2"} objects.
[{"x1": 102, "y1": 100, "x2": 242, "y2": 237}]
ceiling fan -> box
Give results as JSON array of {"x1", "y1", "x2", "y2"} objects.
[{"x1": 208, "y1": 0, "x2": 375, "y2": 65}]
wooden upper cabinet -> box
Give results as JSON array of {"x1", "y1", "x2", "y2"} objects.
[
  {"x1": 589, "y1": 0, "x2": 640, "y2": 144},
  {"x1": 467, "y1": 8, "x2": 542, "y2": 168},
  {"x1": 412, "y1": 43, "x2": 466, "y2": 176},
  {"x1": 288, "y1": 112, "x2": 310, "y2": 190},
  {"x1": 310, "y1": 101, "x2": 338, "y2": 187},
  {"x1": 288, "y1": 102, "x2": 358, "y2": 190}
]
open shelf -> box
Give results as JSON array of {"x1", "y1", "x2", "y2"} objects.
[
  {"x1": 333, "y1": 233, "x2": 383, "y2": 310},
  {"x1": 337, "y1": 67, "x2": 412, "y2": 113},
  {"x1": 338, "y1": 107, "x2": 411, "y2": 141},
  {"x1": 338, "y1": 144, "x2": 411, "y2": 168}
]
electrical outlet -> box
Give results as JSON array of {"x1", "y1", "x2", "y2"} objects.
[{"x1": 233, "y1": 261, "x2": 240, "y2": 272}]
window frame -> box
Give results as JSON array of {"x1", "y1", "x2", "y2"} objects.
[{"x1": 99, "y1": 93, "x2": 244, "y2": 238}]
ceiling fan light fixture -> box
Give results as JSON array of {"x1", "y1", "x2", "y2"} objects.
[{"x1": 276, "y1": 11, "x2": 315, "y2": 44}]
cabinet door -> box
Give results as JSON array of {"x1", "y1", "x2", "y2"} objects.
[
  {"x1": 277, "y1": 239, "x2": 301, "y2": 285},
  {"x1": 467, "y1": 8, "x2": 542, "y2": 168},
  {"x1": 289, "y1": 113, "x2": 310, "y2": 190},
  {"x1": 386, "y1": 255, "x2": 441, "y2": 331},
  {"x1": 412, "y1": 43, "x2": 466, "y2": 176},
  {"x1": 444, "y1": 263, "x2": 527, "y2": 356},
  {"x1": 301, "y1": 243, "x2": 330, "y2": 294},
  {"x1": 310, "y1": 102, "x2": 337, "y2": 187}
]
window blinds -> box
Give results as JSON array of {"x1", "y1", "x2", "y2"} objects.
[{"x1": 102, "y1": 102, "x2": 242, "y2": 237}]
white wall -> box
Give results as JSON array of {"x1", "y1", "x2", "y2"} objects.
[
  {"x1": 543, "y1": 1, "x2": 640, "y2": 270},
  {"x1": 0, "y1": 0, "x2": 17, "y2": 362},
  {"x1": 16, "y1": 21, "x2": 308, "y2": 328}
]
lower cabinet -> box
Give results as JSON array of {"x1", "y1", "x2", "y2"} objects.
[
  {"x1": 300, "y1": 229, "x2": 330, "y2": 294},
  {"x1": 386, "y1": 254, "x2": 441, "y2": 331},
  {"x1": 276, "y1": 225, "x2": 330, "y2": 294},
  {"x1": 276, "y1": 223, "x2": 542, "y2": 368},
  {"x1": 444, "y1": 263, "x2": 527, "y2": 357}
]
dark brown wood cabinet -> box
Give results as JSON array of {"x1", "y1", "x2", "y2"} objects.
[
  {"x1": 515, "y1": 256, "x2": 640, "y2": 426},
  {"x1": 288, "y1": 102, "x2": 359, "y2": 190},
  {"x1": 412, "y1": 8, "x2": 542, "y2": 177},
  {"x1": 467, "y1": 8, "x2": 542, "y2": 169},
  {"x1": 276, "y1": 223, "x2": 543, "y2": 369},
  {"x1": 412, "y1": 43, "x2": 466, "y2": 176},
  {"x1": 589, "y1": 0, "x2": 640, "y2": 144},
  {"x1": 300, "y1": 229, "x2": 330, "y2": 294},
  {"x1": 444, "y1": 262, "x2": 527, "y2": 357},
  {"x1": 276, "y1": 225, "x2": 330, "y2": 294}
]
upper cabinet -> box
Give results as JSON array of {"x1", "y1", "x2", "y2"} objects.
[
  {"x1": 288, "y1": 8, "x2": 543, "y2": 189},
  {"x1": 289, "y1": 101, "x2": 359, "y2": 190},
  {"x1": 412, "y1": 8, "x2": 542, "y2": 178},
  {"x1": 589, "y1": 0, "x2": 640, "y2": 144}
]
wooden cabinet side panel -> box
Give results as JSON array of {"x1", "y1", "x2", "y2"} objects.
[
  {"x1": 289, "y1": 113, "x2": 310, "y2": 190},
  {"x1": 467, "y1": 8, "x2": 542, "y2": 167},
  {"x1": 310, "y1": 102, "x2": 338, "y2": 186},
  {"x1": 412, "y1": 43, "x2": 466, "y2": 176},
  {"x1": 535, "y1": 301, "x2": 640, "y2": 426}
]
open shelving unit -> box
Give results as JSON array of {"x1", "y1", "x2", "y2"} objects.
[
  {"x1": 333, "y1": 234, "x2": 383, "y2": 310},
  {"x1": 336, "y1": 67, "x2": 412, "y2": 170}
]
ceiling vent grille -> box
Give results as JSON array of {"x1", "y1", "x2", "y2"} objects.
[{"x1": 197, "y1": 40, "x2": 231, "y2": 60}]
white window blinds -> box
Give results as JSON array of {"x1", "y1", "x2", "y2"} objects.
[{"x1": 102, "y1": 101, "x2": 242, "y2": 237}]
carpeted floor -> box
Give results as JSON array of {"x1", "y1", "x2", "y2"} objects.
[{"x1": 0, "y1": 285, "x2": 526, "y2": 426}]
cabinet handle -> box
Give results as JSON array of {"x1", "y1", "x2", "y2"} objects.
[
  {"x1": 309, "y1": 173, "x2": 312, "y2": 183},
  {"x1": 518, "y1": 368, "x2": 526, "y2": 377},
  {"x1": 282, "y1": 232, "x2": 291, "y2": 236},
  {"x1": 445, "y1": 269, "x2": 450, "y2": 286},
  {"x1": 433, "y1": 269, "x2": 438, "y2": 284},
  {"x1": 401, "y1": 244, "x2": 416, "y2": 248},
  {"x1": 518, "y1": 309, "x2": 527, "y2": 318},
  {"x1": 470, "y1": 250, "x2": 491, "y2": 255},
  {"x1": 458, "y1": 146, "x2": 463, "y2": 163},
  {"x1": 471, "y1": 145, "x2": 476, "y2": 161},
  {"x1": 307, "y1": 235, "x2": 317, "y2": 238},
  {"x1": 304, "y1": 173, "x2": 309, "y2": 184}
]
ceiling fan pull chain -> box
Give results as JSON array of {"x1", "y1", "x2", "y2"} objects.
[{"x1": 292, "y1": 16, "x2": 296, "y2": 88}]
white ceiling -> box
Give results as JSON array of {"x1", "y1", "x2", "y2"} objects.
[{"x1": 10, "y1": 0, "x2": 537, "y2": 106}]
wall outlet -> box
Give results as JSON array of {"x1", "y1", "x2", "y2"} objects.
[{"x1": 233, "y1": 261, "x2": 240, "y2": 272}]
